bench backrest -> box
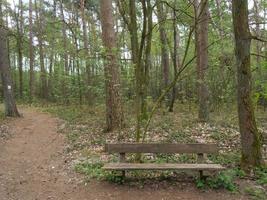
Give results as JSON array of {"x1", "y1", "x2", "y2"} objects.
[{"x1": 104, "y1": 143, "x2": 218, "y2": 154}]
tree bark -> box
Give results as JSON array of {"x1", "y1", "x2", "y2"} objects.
[
  {"x1": 80, "y1": 0, "x2": 93, "y2": 105},
  {"x1": 156, "y1": 0, "x2": 170, "y2": 105},
  {"x1": 142, "y1": 0, "x2": 153, "y2": 121},
  {"x1": 0, "y1": 27, "x2": 20, "y2": 117},
  {"x1": 100, "y1": 0, "x2": 124, "y2": 132},
  {"x1": 128, "y1": 0, "x2": 142, "y2": 142},
  {"x1": 74, "y1": 7, "x2": 82, "y2": 105},
  {"x1": 29, "y1": 0, "x2": 34, "y2": 101},
  {"x1": 35, "y1": 0, "x2": 48, "y2": 99},
  {"x1": 15, "y1": 0, "x2": 24, "y2": 98},
  {"x1": 253, "y1": 0, "x2": 262, "y2": 77},
  {"x1": 48, "y1": 0, "x2": 56, "y2": 100},
  {"x1": 232, "y1": 0, "x2": 263, "y2": 171},
  {"x1": 60, "y1": 0, "x2": 69, "y2": 104},
  {"x1": 169, "y1": 5, "x2": 181, "y2": 112},
  {"x1": 194, "y1": 0, "x2": 209, "y2": 122}
]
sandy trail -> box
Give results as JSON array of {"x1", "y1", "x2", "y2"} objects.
[{"x1": 0, "y1": 108, "x2": 246, "y2": 200}]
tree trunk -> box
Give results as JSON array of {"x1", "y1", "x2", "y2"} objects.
[
  {"x1": 0, "y1": 27, "x2": 20, "y2": 117},
  {"x1": 232, "y1": 0, "x2": 263, "y2": 171},
  {"x1": 194, "y1": 0, "x2": 209, "y2": 122},
  {"x1": 35, "y1": 0, "x2": 48, "y2": 99},
  {"x1": 74, "y1": 7, "x2": 82, "y2": 105},
  {"x1": 156, "y1": 0, "x2": 170, "y2": 105},
  {"x1": 141, "y1": 0, "x2": 152, "y2": 127},
  {"x1": 80, "y1": 0, "x2": 93, "y2": 105},
  {"x1": 60, "y1": 0, "x2": 69, "y2": 104},
  {"x1": 100, "y1": 0, "x2": 124, "y2": 132},
  {"x1": 129, "y1": 0, "x2": 142, "y2": 142},
  {"x1": 215, "y1": 0, "x2": 224, "y2": 39},
  {"x1": 15, "y1": 0, "x2": 24, "y2": 98},
  {"x1": 169, "y1": 5, "x2": 181, "y2": 112},
  {"x1": 29, "y1": 0, "x2": 34, "y2": 101},
  {"x1": 48, "y1": 0, "x2": 56, "y2": 100},
  {"x1": 253, "y1": 0, "x2": 261, "y2": 77}
]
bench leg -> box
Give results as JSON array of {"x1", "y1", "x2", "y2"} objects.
[
  {"x1": 121, "y1": 170, "x2": 126, "y2": 178},
  {"x1": 119, "y1": 153, "x2": 126, "y2": 179},
  {"x1": 199, "y1": 170, "x2": 204, "y2": 180}
]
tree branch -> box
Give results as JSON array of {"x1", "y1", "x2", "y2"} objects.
[
  {"x1": 251, "y1": 35, "x2": 267, "y2": 43},
  {"x1": 251, "y1": 53, "x2": 267, "y2": 59}
]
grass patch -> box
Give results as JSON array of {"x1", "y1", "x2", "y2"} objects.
[
  {"x1": 75, "y1": 162, "x2": 105, "y2": 179},
  {"x1": 75, "y1": 161, "x2": 125, "y2": 184}
]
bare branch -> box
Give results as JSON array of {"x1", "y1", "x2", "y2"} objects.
[
  {"x1": 251, "y1": 53, "x2": 267, "y2": 59},
  {"x1": 251, "y1": 35, "x2": 267, "y2": 43}
]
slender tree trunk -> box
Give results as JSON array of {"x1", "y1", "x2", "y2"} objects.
[
  {"x1": 60, "y1": 0, "x2": 69, "y2": 104},
  {"x1": 194, "y1": 0, "x2": 209, "y2": 122},
  {"x1": 232, "y1": 0, "x2": 263, "y2": 171},
  {"x1": 29, "y1": 0, "x2": 34, "y2": 101},
  {"x1": 100, "y1": 0, "x2": 124, "y2": 132},
  {"x1": 17, "y1": 38, "x2": 23, "y2": 98},
  {"x1": 156, "y1": 0, "x2": 170, "y2": 105},
  {"x1": 143, "y1": 0, "x2": 153, "y2": 115},
  {"x1": 215, "y1": 0, "x2": 224, "y2": 39},
  {"x1": 80, "y1": 0, "x2": 93, "y2": 105},
  {"x1": 169, "y1": 5, "x2": 181, "y2": 112},
  {"x1": 129, "y1": 0, "x2": 142, "y2": 142},
  {"x1": 215, "y1": 0, "x2": 227, "y2": 106},
  {"x1": 264, "y1": 0, "x2": 267, "y2": 67},
  {"x1": 15, "y1": 0, "x2": 24, "y2": 98},
  {"x1": 253, "y1": 0, "x2": 261, "y2": 77},
  {"x1": 35, "y1": 0, "x2": 48, "y2": 99},
  {"x1": 48, "y1": 0, "x2": 56, "y2": 100},
  {"x1": 74, "y1": 7, "x2": 82, "y2": 105},
  {"x1": 0, "y1": 27, "x2": 20, "y2": 117},
  {"x1": 117, "y1": 0, "x2": 152, "y2": 143}
]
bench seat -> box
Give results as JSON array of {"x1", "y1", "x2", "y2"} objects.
[
  {"x1": 103, "y1": 163, "x2": 225, "y2": 171},
  {"x1": 103, "y1": 143, "x2": 225, "y2": 178}
]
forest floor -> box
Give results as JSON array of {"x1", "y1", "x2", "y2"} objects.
[{"x1": 0, "y1": 106, "x2": 266, "y2": 200}]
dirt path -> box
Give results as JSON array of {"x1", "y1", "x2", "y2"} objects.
[{"x1": 0, "y1": 108, "x2": 247, "y2": 200}]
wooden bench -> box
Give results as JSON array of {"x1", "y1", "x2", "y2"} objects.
[{"x1": 103, "y1": 143, "x2": 225, "y2": 178}]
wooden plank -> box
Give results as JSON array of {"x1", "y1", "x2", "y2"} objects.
[
  {"x1": 104, "y1": 143, "x2": 218, "y2": 154},
  {"x1": 102, "y1": 163, "x2": 225, "y2": 171}
]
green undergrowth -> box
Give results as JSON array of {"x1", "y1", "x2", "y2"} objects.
[
  {"x1": 255, "y1": 167, "x2": 267, "y2": 186},
  {"x1": 196, "y1": 167, "x2": 267, "y2": 195},
  {"x1": 75, "y1": 162, "x2": 106, "y2": 180},
  {"x1": 244, "y1": 186, "x2": 266, "y2": 200},
  {"x1": 196, "y1": 168, "x2": 245, "y2": 191},
  {"x1": 0, "y1": 105, "x2": 5, "y2": 122},
  {"x1": 75, "y1": 160, "x2": 183, "y2": 185},
  {"x1": 75, "y1": 161, "x2": 126, "y2": 184},
  {"x1": 75, "y1": 160, "x2": 242, "y2": 190},
  {"x1": 208, "y1": 151, "x2": 241, "y2": 166},
  {"x1": 43, "y1": 105, "x2": 103, "y2": 124},
  {"x1": 75, "y1": 159, "x2": 267, "y2": 194},
  {"x1": 0, "y1": 111, "x2": 5, "y2": 122},
  {"x1": 41, "y1": 103, "x2": 266, "y2": 196}
]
